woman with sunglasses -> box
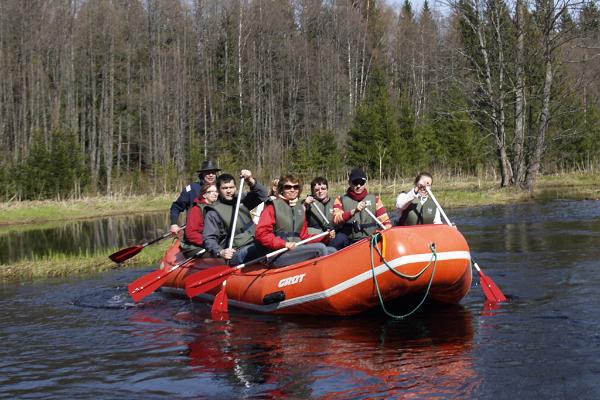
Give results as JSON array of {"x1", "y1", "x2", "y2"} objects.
[
  {"x1": 180, "y1": 183, "x2": 219, "y2": 257},
  {"x1": 255, "y1": 174, "x2": 336, "y2": 267},
  {"x1": 332, "y1": 168, "x2": 391, "y2": 245}
]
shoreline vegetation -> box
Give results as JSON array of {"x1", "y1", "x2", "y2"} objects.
[
  {"x1": 0, "y1": 242, "x2": 171, "y2": 282},
  {"x1": 1, "y1": 172, "x2": 599, "y2": 282}
]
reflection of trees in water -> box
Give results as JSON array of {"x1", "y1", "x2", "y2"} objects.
[
  {"x1": 0, "y1": 212, "x2": 169, "y2": 263},
  {"x1": 184, "y1": 304, "x2": 478, "y2": 398}
]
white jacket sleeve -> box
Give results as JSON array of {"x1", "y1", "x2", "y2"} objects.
[{"x1": 395, "y1": 189, "x2": 417, "y2": 211}]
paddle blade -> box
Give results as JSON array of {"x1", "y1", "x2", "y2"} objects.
[
  {"x1": 211, "y1": 281, "x2": 229, "y2": 319},
  {"x1": 184, "y1": 265, "x2": 234, "y2": 298},
  {"x1": 474, "y1": 263, "x2": 507, "y2": 303},
  {"x1": 128, "y1": 266, "x2": 180, "y2": 302},
  {"x1": 109, "y1": 245, "x2": 144, "y2": 263}
]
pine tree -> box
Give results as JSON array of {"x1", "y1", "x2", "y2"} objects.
[{"x1": 348, "y1": 68, "x2": 400, "y2": 177}]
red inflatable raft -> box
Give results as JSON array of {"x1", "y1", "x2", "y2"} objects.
[{"x1": 160, "y1": 225, "x2": 472, "y2": 316}]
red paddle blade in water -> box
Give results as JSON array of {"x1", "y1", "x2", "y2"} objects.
[
  {"x1": 474, "y1": 263, "x2": 507, "y2": 303},
  {"x1": 109, "y1": 245, "x2": 144, "y2": 263},
  {"x1": 211, "y1": 281, "x2": 229, "y2": 319},
  {"x1": 128, "y1": 266, "x2": 179, "y2": 302},
  {"x1": 184, "y1": 265, "x2": 234, "y2": 298}
]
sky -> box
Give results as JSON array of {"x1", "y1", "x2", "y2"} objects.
[{"x1": 385, "y1": 0, "x2": 426, "y2": 14}]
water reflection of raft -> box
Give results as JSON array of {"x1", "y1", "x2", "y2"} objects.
[{"x1": 161, "y1": 225, "x2": 472, "y2": 316}]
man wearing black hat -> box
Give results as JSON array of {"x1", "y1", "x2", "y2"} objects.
[
  {"x1": 332, "y1": 168, "x2": 391, "y2": 246},
  {"x1": 169, "y1": 160, "x2": 221, "y2": 235}
]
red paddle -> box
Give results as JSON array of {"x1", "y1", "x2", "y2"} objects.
[
  {"x1": 211, "y1": 281, "x2": 229, "y2": 316},
  {"x1": 109, "y1": 225, "x2": 186, "y2": 263},
  {"x1": 473, "y1": 263, "x2": 507, "y2": 302},
  {"x1": 426, "y1": 187, "x2": 507, "y2": 303},
  {"x1": 128, "y1": 249, "x2": 205, "y2": 302},
  {"x1": 185, "y1": 231, "x2": 330, "y2": 298}
]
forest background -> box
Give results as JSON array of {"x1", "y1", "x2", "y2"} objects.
[{"x1": 1, "y1": 0, "x2": 599, "y2": 202}]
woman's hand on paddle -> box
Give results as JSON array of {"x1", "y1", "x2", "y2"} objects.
[
  {"x1": 285, "y1": 242, "x2": 297, "y2": 250},
  {"x1": 304, "y1": 195, "x2": 315, "y2": 205}
]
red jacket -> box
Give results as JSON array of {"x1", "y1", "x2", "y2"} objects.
[
  {"x1": 255, "y1": 202, "x2": 325, "y2": 250},
  {"x1": 184, "y1": 197, "x2": 209, "y2": 246}
]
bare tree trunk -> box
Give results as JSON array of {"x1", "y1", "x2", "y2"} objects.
[
  {"x1": 513, "y1": 0, "x2": 526, "y2": 184},
  {"x1": 526, "y1": 39, "x2": 554, "y2": 191},
  {"x1": 475, "y1": 0, "x2": 512, "y2": 186}
]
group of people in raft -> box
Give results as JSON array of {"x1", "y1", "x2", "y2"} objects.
[{"x1": 168, "y1": 160, "x2": 442, "y2": 267}]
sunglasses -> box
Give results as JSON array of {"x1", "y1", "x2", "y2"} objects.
[
  {"x1": 351, "y1": 179, "x2": 366, "y2": 186},
  {"x1": 283, "y1": 184, "x2": 300, "y2": 190}
]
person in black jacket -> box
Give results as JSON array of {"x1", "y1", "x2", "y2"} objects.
[{"x1": 169, "y1": 160, "x2": 221, "y2": 236}]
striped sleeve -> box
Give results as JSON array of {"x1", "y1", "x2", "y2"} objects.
[
  {"x1": 332, "y1": 196, "x2": 352, "y2": 224},
  {"x1": 375, "y1": 196, "x2": 392, "y2": 229}
]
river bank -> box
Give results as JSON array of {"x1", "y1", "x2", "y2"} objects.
[
  {"x1": 0, "y1": 241, "x2": 171, "y2": 282},
  {"x1": 2, "y1": 172, "x2": 599, "y2": 227},
  {"x1": 1, "y1": 172, "x2": 598, "y2": 282}
]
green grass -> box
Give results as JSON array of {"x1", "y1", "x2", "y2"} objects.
[
  {"x1": 0, "y1": 240, "x2": 172, "y2": 282},
  {"x1": 1, "y1": 171, "x2": 599, "y2": 282},
  {"x1": 0, "y1": 194, "x2": 173, "y2": 226},
  {"x1": 331, "y1": 172, "x2": 600, "y2": 210},
  {"x1": 2, "y1": 172, "x2": 599, "y2": 227}
]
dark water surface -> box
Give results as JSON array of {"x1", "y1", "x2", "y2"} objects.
[
  {"x1": 2, "y1": 200, "x2": 600, "y2": 399},
  {"x1": 0, "y1": 213, "x2": 169, "y2": 264}
]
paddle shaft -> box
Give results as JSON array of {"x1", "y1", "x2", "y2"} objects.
[
  {"x1": 309, "y1": 201, "x2": 333, "y2": 229},
  {"x1": 424, "y1": 187, "x2": 452, "y2": 225},
  {"x1": 222, "y1": 230, "x2": 330, "y2": 275},
  {"x1": 144, "y1": 223, "x2": 187, "y2": 246},
  {"x1": 426, "y1": 187, "x2": 507, "y2": 302},
  {"x1": 186, "y1": 230, "x2": 330, "y2": 292},
  {"x1": 227, "y1": 179, "x2": 246, "y2": 250},
  {"x1": 363, "y1": 207, "x2": 387, "y2": 230},
  {"x1": 109, "y1": 224, "x2": 187, "y2": 263},
  {"x1": 128, "y1": 249, "x2": 205, "y2": 300}
]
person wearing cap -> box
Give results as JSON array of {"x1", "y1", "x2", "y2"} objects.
[
  {"x1": 169, "y1": 160, "x2": 221, "y2": 235},
  {"x1": 395, "y1": 172, "x2": 442, "y2": 226},
  {"x1": 332, "y1": 168, "x2": 391, "y2": 245},
  {"x1": 203, "y1": 170, "x2": 268, "y2": 265}
]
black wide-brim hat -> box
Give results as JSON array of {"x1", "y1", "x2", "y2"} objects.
[{"x1": 196, "y1": 160, "x2": 222, "y2": 173}]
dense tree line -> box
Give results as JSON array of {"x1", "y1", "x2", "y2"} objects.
[{"x1": 0, "y1": 0, "x2": 599, "y2": 200}]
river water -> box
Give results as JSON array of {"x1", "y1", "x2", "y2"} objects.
[
  {"x1": 1, "y1": 200, "x2": 600, "y2": 399},
  {"x1": 0, "y1": 213, "x2": 170, "y2": 265}
]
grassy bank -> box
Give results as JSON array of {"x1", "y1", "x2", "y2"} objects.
[
  {"x1": 2, "y1": 172, "x2": 600, "y2": 227},
  {"x1": 1, "y1": 172, "x2": 599, "y2": 282},
  {"x1": 0, "y1": 194, "x2": 173, "y2": 226},
  {"x1": 0, "y1": 240, "x2": 172, "y2": 282}
]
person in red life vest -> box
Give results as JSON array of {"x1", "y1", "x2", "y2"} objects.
[
  {"x1": 395, "y1": 172, "x2": 442, "y2": 226},
  {"x1": 332, "y1": 168, "x2": 391, "y2": 246},
  {"x1": 179, "y1": 183, "x2": 219, "y2": 257},
  {"x1": 255, "y1": 174, "x2": 336, "y2": 267}
]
